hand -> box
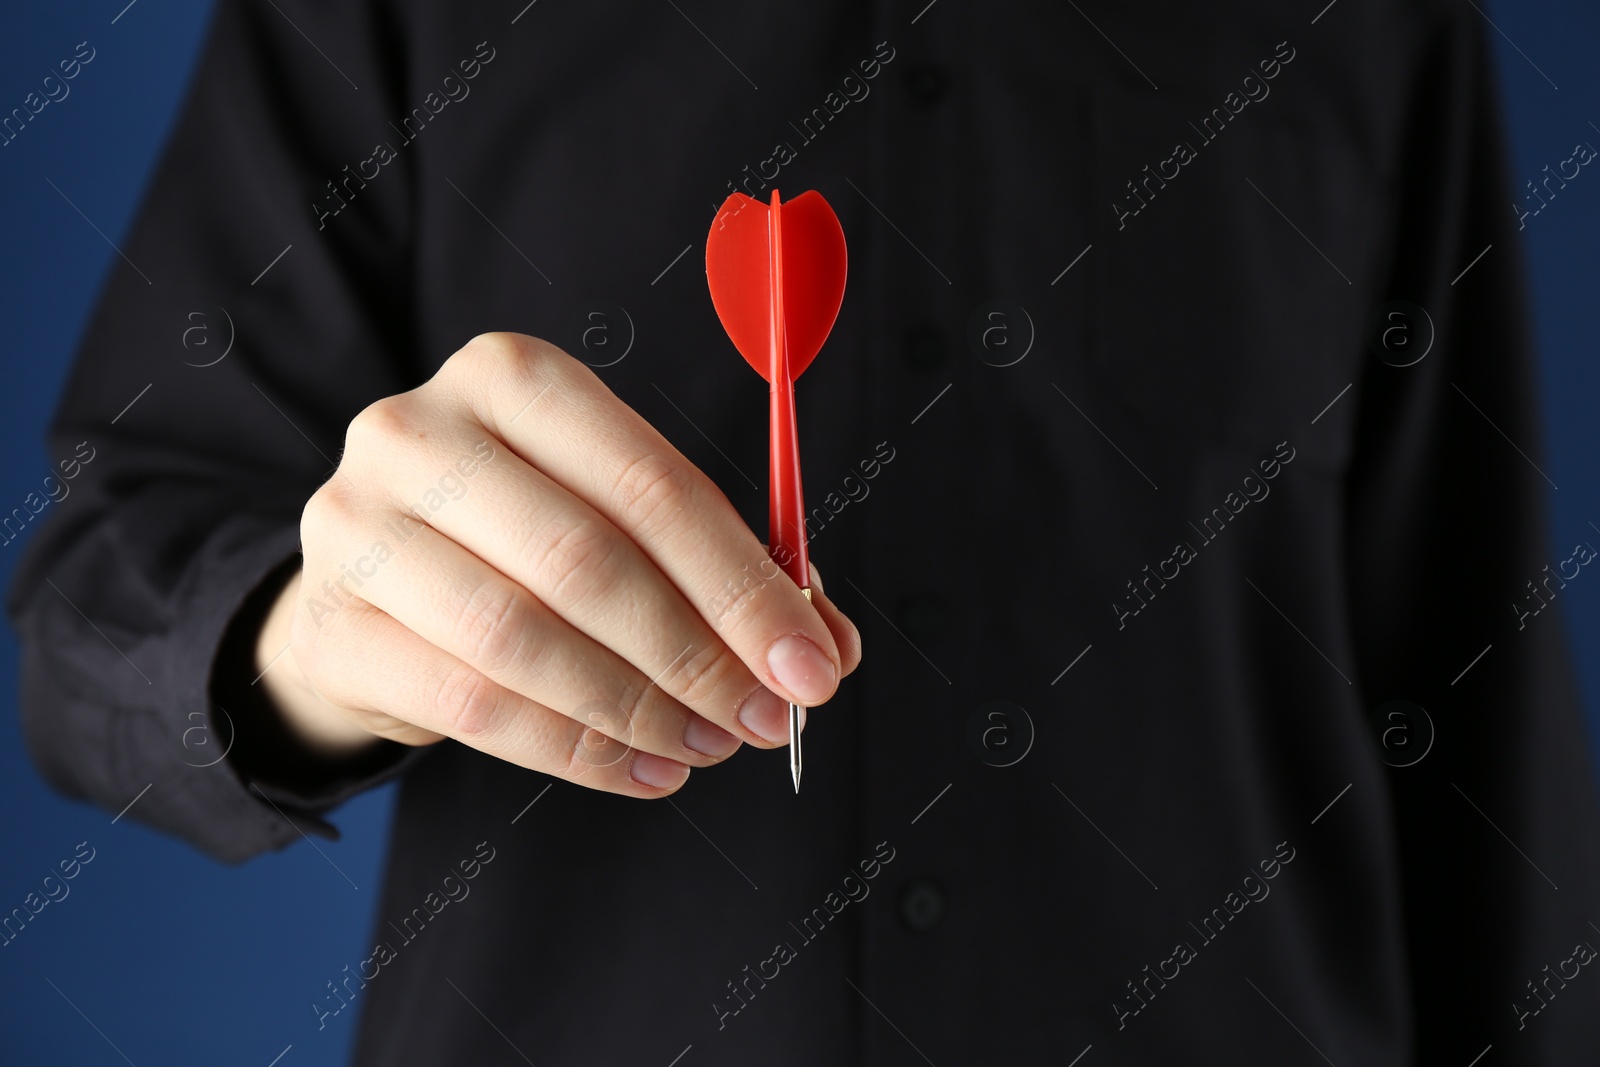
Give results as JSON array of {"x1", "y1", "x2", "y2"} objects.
[{"x1": 253, "y1": 332, "x2": 861, "y2": 797}]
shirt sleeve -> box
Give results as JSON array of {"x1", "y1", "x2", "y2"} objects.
[
  {"x1": 5, "y1": 0, "x2": 437, "y2": 864},
  {"x1": 1345, "y1": 7, "x2": 1600, "y2": 1055}
]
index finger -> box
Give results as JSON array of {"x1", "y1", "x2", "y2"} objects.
[{"x1": 445, "y1": 333, "x2": 846, "y2": 708}]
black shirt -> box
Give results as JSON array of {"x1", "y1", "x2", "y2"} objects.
[{"x1": 10, "y1": 0, "x2": 1600, "y2": 1062}]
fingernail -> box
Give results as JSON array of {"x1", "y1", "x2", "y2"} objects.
[
  {"x1": 737, "y1": 686, "x2": 789, "y2": 744},
  {"x1": 683, "y1": 716, "x2": 742, "y2": 759},
  {"x1": 767, "y1": 634, "x2": 837, "y2": 705},
  {"x1": 630, "y1": 752, "x2": 690, "y2": 790}
]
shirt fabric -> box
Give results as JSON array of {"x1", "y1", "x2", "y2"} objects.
[{"x1": 9, "y1": 0, "x2": 1600, "y2": 1062}]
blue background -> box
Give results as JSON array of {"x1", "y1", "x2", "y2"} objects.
[{"x1": 1, "y1": 2, "x2": 1596, "y2": 1064}]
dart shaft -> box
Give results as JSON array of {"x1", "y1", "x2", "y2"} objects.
[
  {"x1": 769, "y1": 377, "x2": 808, "y2": 589},
  {"x1": 766, "y1": 192, "x2": 809, "y2": 591}
]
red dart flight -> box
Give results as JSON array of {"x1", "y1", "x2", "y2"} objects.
[
  {"x1": 705, "y1": 188, "x2": 847, "y2": 594},
  {"x1": 705, "y1": 188, "x2": 847, "y2": 791}
]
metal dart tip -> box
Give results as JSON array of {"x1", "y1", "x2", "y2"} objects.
[
  {"x1": 791, "y1": 586, "x2": 811, "y2": 794},
  {"x1": 789, "y1": 702, "x2": 803, "y2": 793}
]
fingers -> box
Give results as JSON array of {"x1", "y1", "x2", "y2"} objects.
[
  {"x1": 442, "y1": 334, "x2": 848, "y2": 709},
  {"x1": 294, "y1": 332, "x2": 867, "y2": 799},
  {"x1": 807, "y1": 561, "x2": 862, "y2": 680},
  {"x1": 324, "y1": 504, "x2": 749, "y2": 768},
  {"x1": 300, "y1": 599, "x2": 692, "y2": 796},
  {"x1": 341, "y1": 408, "x2": 807, "y2": 751}
]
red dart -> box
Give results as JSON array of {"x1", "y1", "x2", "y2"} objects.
[{"x1": 706, "y1": 188, "x2": 847, "y2": 792}]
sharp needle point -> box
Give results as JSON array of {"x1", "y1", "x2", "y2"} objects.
[{"x1": 790, "y1": 702, "x2": 803, "y2": 792}]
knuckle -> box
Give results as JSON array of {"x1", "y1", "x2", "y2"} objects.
[
  {"x1": 609, "y1": 452, "x2": 695, "y2": 533},
  {"x1": 453, "y1": 332, "x2": 543, "y2": 386},
  {"x1": 606, "y1": 686, "x2": 651, "y2": 751},
  {"x1": 458, "y1": 332, "x2": 519, "y2": 374},
  {"x1": 555, "y1": 720, "x2": 592, "y2": 782},
  {"x1": 299, "y1": 480, "x2": 354, "y2": 550},
  {"x1": 345, "y1": 394, "x2": 415, "y2": 452},
  {"x1": 709, "y1": 569, "x2": 766, "y2": 636},
  {"x1": 665, "y1": 641, "x2": 743, "y2": 709},
  {"x1": 434, "y1": 663, "x2": 505, "y2": 740},
  {"x1": 448, "y1": 333, "x2": 581, "y2": 426},
  {"x1": 473, "y1": 330, "x2": 535, "y2": 357},
  {"x1": 530, "y1": 518, "x2": 623, "y2": 607},
  {"x1": 549, "y1": 703, "x2": 633, "y2": 782},
  {"x1": 452, "y1": 579, "x2": 535, "y2": 675}
]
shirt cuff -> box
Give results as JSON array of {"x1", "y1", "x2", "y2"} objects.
[{"x1": 181, "y1": 517, "x2": 434, "y2": 861}]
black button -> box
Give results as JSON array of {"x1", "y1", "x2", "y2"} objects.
[
  {"x1": 904, "y1": 64, "x2": 947, "y2": 107},
  {"x1": 898, "y1": 879, "x2": 946, "y2": 932},
  {"x1": 901, "y1": 324, "x2": 949, "y2": 372},
  {"x1": 896, "y1": 592, "x2": 950, "y2": 643}
]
